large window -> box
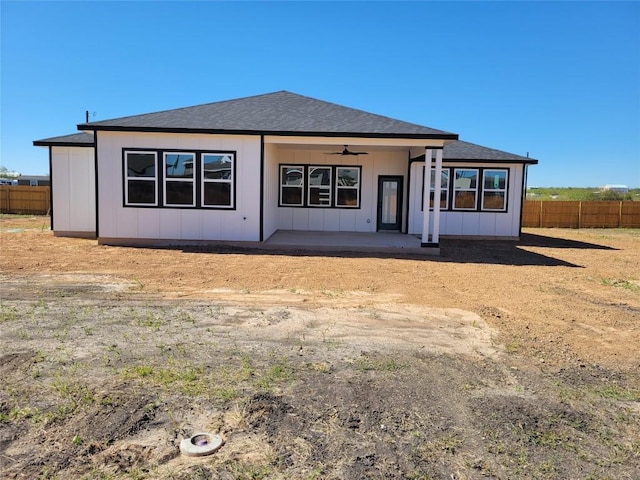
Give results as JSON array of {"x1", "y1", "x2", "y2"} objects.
[
  {"x1": 202, "y1": 153, "x2": 234, "y2": 208},
  {"x1": 123, "y1": 149, "x2": 235, "y2": 209},
  {"x1": 453, "y1": 169, "x2": 479, "y2": 210},
  {"x1": 125, "y1": 151, "x2": 158, "y2": 206},
  {"x1": 481, "y1": 169, "x2": 508, "y2": 211},
  {"x1": 164, "y1": 152, "x2": 195, "y2": 207},
  {"x1": 420, "y1": 166, "x2": 509, "y2": 212},
  {"x1": 279, "y1": 164, "x2": 361, "y2": 208}
]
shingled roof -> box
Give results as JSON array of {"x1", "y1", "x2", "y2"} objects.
[
  {"x1": 75, "y1": 91, "x2": 458, "y2": 139},
  {"x1": 408, "y1": 140, "x2": 537, "y2": 164},
  {"x1": 443, "y1": 140, "x2": 537, "y2": 163},
  {"x1": 33, "y1": 132, "x2": 95, "y2": 147}
]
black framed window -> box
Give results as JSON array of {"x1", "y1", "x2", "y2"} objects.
[
  {"x1": 124, "y1": 151, "x2": 158, "y2": 206},
  {"x1": 308, "y1": 166, "x2": 332, "y2": 207},
  {"x1": 202, "y1": 153, "x2": 234, "y2": 208},
  {"x1": 280, "y1": 166, "x2": 304, "y2": 206},
  {"x1": 336, "y1": 167, "x2": 361, "y2": 207},
  {"x1": 420, "y1": 166, "x2": 510, "y2": 212},
  {"x1": 123, "y1": 148, "x2": 235, "y2": 209},
  {"x1": 164, "y1": 152, "x2": 195, "y2": 207},
  {"x1": 453, "y1": 168, "x2": 479, "y2": 210},
  {"x1": 279, "y1": 164, "x2": 361, "y2": 208},
  {"x1": 481, "y1": 169, "x2": 508, "y2": 211}
]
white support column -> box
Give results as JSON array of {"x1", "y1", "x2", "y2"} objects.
[
  {"x1": 432, "y1": 148, "x2": 443, "y2": 244},
  {"x1": 421, "y1": 148, "x2": 432, "y2": 244}
]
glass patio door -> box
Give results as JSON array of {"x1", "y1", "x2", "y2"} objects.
[{"x1": 377, "y1": 176, "x2": 403, "y2": 231}]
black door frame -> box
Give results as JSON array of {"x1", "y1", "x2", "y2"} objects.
[{"x1": 377, "y1": 175, "x2": 403, "y2": 231}]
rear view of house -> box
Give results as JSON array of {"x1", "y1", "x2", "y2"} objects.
[{"x1": 34, "y1": 91, "x2": 537, "y2": 252}]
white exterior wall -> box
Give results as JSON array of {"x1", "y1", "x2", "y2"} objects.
[
  {"x1": 408, "y1": 162, "x2": 525, "y2": 238},
  {"x1": 51, "y1": 146, "x2": 96, "y2": 236},
  {"x1": 265, "y1": 147, "x2": 408, "y2": 234},
  {"x1": 262, "y1": 142, "x2": 279, "y2": 240},
  {"x1": 96, "y1": 131, "x2": 261, "y2": 242}
]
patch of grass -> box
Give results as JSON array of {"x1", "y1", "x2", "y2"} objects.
[
  {"x1": 600, "y1": 278, "x2": 640, "y2": 292},
  {"x1": 213, "y1": 386, "x2": 239, "y2": 402},
  {"x1": 256, "y1": 356, "x2": 295, "y2": 390},
  {"x1": 594, "y1": 385, "x2": 640, "y2": 401},
  {"x1": 223, "y1": 461, "x2": 271, "y2": 480},
  {"x1": 51, "y1": 380, "x2": 96, "y2": 406},
  {"x1": 504, "y1": 342, "x2": 520, "y2": 354},
  {"x1": 79, "y1": 469, "x2": 116, "y2": 480},
  {"x1": 175, "y1": 309, "x2": 196, "y2": 324},
  {"x1": 0, "y1": 302, "x2": 18, "y2": 322},
  {"x1": 306, "y1": 361, "x2": 331, "y2": 373},
  {"x1": 122, "y1": 363, "x2": 208, "y2": 396},
  {"x1": 240, "y1": 353, "x2": 253, "y2": 380},
  {"x1": 411, "y1": 434, "x2": 464, "y2": 460},
  {"x1": 0, "y1": 406, "x2": 38, "y2": 422},
  {"x1": 135, "y1": 311, "x2": 164, "y2": 330},
  {"x1": 355, "y1": 355, "x2": 407, "y2": 373}
]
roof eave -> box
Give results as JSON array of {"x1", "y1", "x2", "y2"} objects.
[
  {"x1": 411, "y1": 154, "x2": 538, "y2": 164},
  {"x1": 445, "y1": 157, "x2": 538, "y2": 165},
  {"x1": 76, "y1": 124, "x2": 458, "y2": 141},
  {"x1": 33, "y1": 140, "x2": 95, "y2": 147}
]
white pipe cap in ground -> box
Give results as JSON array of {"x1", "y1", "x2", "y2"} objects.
[{"x1": 179, "y1": 432, "x2": 224, "y2": 457}]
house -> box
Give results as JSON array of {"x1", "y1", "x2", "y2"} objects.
[
  {"x1": 33, "y1": 91, "x2": 537, "y2": 252},
  {"x1": 17, "y1": 175, "x2": 50, "y2": 187},
  {"x1": 601, "y1": 184, "x2": 629, "y2": 194}
]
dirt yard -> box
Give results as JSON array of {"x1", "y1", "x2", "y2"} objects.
[{"x1": 1, "y1": 215, "x2": 639, "y2": 479}]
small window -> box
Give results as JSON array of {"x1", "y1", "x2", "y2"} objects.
[
  {"x1": 202, "y1": 153, "x2": 234, "y2": 208},
  {"x1": 482, "y1": 169, "x2": 508, "y2": 211},
  {"x1": 280, "y1": 166, "x2": 304, "y2": 206},
  {"x1": 164, "y1": 153, "x2": 195, "y2": 206},
  {"x1": 125, "y1": 151, "x2": 158, "y2": 206},
  {"x1": 308, "y1": 166, "x2": 332, "y2": 206},
  {"x1": 453, "y1": 169, "x2": 478, "y2": 210},
  {"x1": 336, "y1": 167, "x2": 360, "y2": 207},
  {"x1": 429, "y1": 169, "x2": 449, "y2": 210}
]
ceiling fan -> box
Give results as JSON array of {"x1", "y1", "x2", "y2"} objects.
[{"x1": 326, "y1": 145, "x2": 368, "y2": 156}]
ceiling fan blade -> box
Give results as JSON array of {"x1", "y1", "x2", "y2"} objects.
[{"x1": 324, "y1": 146, "x2": 369, "y2": 155}]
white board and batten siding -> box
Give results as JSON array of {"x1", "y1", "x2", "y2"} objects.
[
  {"x1": 266, "y1": 148, "x2": 408, "y2": 234},
  {"x1": 408, "y1": 162, "x2": 525, "y2": 238},
  {"x1": 51, "y1": 146, "x2": 96, "y2": 237},
  {"x1": 261, "y1": 143, "x2": 280, "y2": 240},
  {"x1": 96, "y1": 131, "x2": 261, "y2": 242}
]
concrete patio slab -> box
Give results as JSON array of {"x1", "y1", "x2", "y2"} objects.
[{"x1": 263, "y1": 230, "x2": 439, "y2": 255}]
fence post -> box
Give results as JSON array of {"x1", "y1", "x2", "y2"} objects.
[
  {"x1": 578, "y1": 201, "x2": 582, "y2": 229},
  {"x1": 619, "y1": 201, "x2": 622, "y2": 228},
  {"x1": 539, "y1": 201, "x2": 543, "y2": 227}
]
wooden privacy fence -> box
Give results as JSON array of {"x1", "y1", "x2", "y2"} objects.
[
  {"x1": 522, "y1": 201, "x2": 640, "y2": 228},
  {"x1": 0, "y1": 186, "x2": 51, "y2": 215}
]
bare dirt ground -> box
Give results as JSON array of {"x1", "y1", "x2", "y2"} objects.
[{"x1": 1, "y1": 215, "x2": 639, "y2": 479}]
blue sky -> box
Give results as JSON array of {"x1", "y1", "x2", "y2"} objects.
[{"x1": 1, "y1": 1, "x2": 639, "y2": 187}]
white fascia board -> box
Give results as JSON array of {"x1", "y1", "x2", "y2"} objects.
[{"x1": 264, "y1": 135, "x2": 450, "y2": 148}]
